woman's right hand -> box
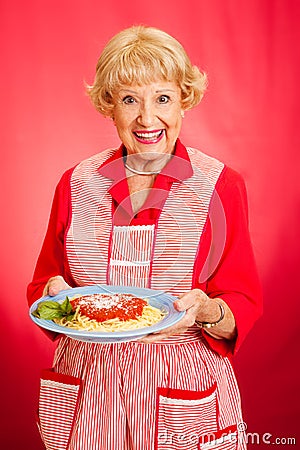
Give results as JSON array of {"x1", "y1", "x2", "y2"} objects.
[{"x1": 42, "y1": 275, "x2": 71, "y2": 297}]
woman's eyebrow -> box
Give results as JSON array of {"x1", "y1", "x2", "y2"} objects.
[
  {"x1": 118, "y1": 89, "x2": 139, "y2": 95},
  {"x1": 118, "y1": 89, "x2": 177, "y2": 95},
  {"x1": 155, "y1": 89, "x2": 177, "y2": 93}
]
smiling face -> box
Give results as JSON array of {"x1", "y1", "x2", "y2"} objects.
[{"x1": 112, "y1": 80, "x2": 184, "y2": 163}]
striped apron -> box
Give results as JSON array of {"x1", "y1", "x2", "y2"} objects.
[{"x1": 37, "y1": 148, "x2": 246, "y2": 450}]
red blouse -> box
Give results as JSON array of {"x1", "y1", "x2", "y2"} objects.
[{"x1": 27, "y1": 140, "x2": 262, "y2": 357}]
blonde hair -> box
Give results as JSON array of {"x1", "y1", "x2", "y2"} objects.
[{"x1": 87, "y1": 26, "x2": 208, "y2": 117}]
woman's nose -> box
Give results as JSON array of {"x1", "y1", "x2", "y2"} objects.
[{"x1": 136, "y1": 102, "x2": 156, "y2": 127}]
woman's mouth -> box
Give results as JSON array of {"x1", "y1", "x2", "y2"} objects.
[{"x1": 133, "y1": 130, "x2": 164, "y2": 144}]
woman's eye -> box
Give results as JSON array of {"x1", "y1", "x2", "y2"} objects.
[
  {"x1": 158, "y1": 95, "x2": 170, "y2": 104},
  {"x1": 122, "y1": 96, "x2": 136, "y2": 105}
]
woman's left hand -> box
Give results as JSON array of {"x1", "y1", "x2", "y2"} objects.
[{"x1": 140, "y1": 289, "x2": 221, "y2": 343}]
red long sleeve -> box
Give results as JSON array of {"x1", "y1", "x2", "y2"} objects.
[
  {"x1": 194, "y1": 166, "x2": 263, "y2": 356},
  {"x1": 27, "y1": 168, "x2": 76, "y2": 305}
]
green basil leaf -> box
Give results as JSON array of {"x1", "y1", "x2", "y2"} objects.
[
  {"x1": 39, "y1": 301, "x2": 61, "y2": 310},
  {"x1": 32, "y1": 297, "x2": 76, "y2": 321},
  {"x1": 65, "y1": 313, "x2": 75, "y2": 322},
  {"x1": 60, "y1": 297, "x2": 68, "y2": 313},
  {"x1": 34, "y1": 301, "x2": 63, "y2": 320},
  {"x1": 60, "y1": 296, "x2": 73, "y2": 314}
]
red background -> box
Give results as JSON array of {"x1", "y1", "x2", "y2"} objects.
[{"x1": 1, "y1": 1, "x2": 299, "y2": 447}]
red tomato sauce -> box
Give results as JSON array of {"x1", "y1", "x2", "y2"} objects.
[{"x1": 71, "y1": 293, "x2": 147, "y2": 322}]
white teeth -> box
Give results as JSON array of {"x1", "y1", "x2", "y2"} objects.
[{"x1": 135, "y1": 130, "x2": 162, "y2": 139}]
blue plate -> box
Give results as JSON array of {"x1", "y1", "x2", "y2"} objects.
[{"x1": 29, "y1": 285, "x2": 185, "y2": 343}]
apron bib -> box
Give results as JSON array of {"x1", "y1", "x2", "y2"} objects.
[{"x1": 65, "y1": 147, "x2": 224, "y2": 296}]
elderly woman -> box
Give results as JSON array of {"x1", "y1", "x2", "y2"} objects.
[{"x1": 27, "y1": 26, "x2": 262, "y2": 450}]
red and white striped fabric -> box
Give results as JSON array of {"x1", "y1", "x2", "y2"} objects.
[
  {"x1": 52, "y1": 333, "x2": 244, "y2": 450},
  {"x1": 109, "y1": 224, "x2": 155, "y2": 287},
  {"x1": 198, "y1": 425, "x2": 239, "y2": 450},
  {"x1": 155, "y1": 383, "x2": 218, "y2": 449},
  {"x1": 66, "y1": 147, "x2": 225, "y2": 297},
  {"x1": 38, "y1": 369, "x2": 81, "y2": 450},
  {"x1": 38, "y1": 147, "x2": 246, "y2": 449}
]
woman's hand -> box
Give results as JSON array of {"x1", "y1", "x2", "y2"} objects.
[
  {"x1": 42, "y1": 275, "x2": 71, "y2": 297},
  {"x1": 140, "y1": 289, "x2": 236, "y2": 343}
]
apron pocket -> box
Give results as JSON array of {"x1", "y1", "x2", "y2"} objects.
[
  {"x1": 37, "y1": 368, "x2": 82, "y2": 450},
  {"x1": 198, "y1": 425, "x2": 238, "y2": 450},
  {"x1": 155, "y1": 383, "x2": 218, "y2": 450}
]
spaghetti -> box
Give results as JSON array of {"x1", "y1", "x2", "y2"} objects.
[{"x1": 55, "y1": 293, "x2": 165, "y2": 332}]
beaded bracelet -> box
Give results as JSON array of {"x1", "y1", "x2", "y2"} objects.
[{"x1": 195, "y1": 301, "x2": 225, "y2": 329}]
